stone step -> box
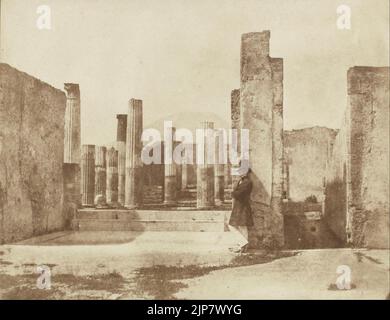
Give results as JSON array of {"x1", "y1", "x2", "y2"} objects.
[
  {"x1": 76, "y1": 209, "x2": 227, "y2": 221},
  {"x1": 72, "y1": 219, "x2": 225, "y2": 232},
  {"x1": 73, "y1": 209, "x2": 228, "y2": 232}
]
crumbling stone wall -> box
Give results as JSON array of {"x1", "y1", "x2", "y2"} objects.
[
  {"x1": 325, "y1": 66, "x2": 389, "y2": 248},
  {"x1": 0, "y1": 64, "x2": 67, "y2": 243},
  {"x1": 284, "y1": 127, "x2": 337, "y2": 202},
  {"x1": 240, "y1": 31, "x2": 284, "y2": 248},
  {"x1": 324, "y1": 120, "x2": 348, "y2": 243}
]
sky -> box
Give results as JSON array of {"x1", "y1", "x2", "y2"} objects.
[{"x1": 1, "y1": 0, "x2": 389, "y2": 145}]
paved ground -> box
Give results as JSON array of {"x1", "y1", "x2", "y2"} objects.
[{"x1": 0, "y1": 231, "x2": 388, "y2": 299}]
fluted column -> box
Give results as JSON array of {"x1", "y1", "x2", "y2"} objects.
[
  {"x1": 94, "y1": 146, "x2": 107, "y2": 207},
  {"x1": 214, "y1": 129, "x2": 225, "y2": 206},
  {"x1": 197, "y1": 121, "x2": 215, "y2": 209},
  {"x1": 116, "y1": 114, "x2": 127, "y2": 206},
  {"x1": 106, "y1": 147, "x2": 119, "y2": 206},
  {"x1": 81, "y1": 145, "x2": 95, "y2": 207},
  {"x1": 64, "y1": 83, "x2": 81, "y2": 164},
  {"x1": 125, "y1": 99, "x2": 143, "y2": 208},
  {"x1": 164, "y1": 128, "x2": 177, "y2": 206}
]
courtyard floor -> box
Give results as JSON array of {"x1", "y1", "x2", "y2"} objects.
[{"x1": 0, "y1": 231, "x2": 388, "y2": 299}]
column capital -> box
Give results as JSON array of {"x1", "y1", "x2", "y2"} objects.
[
  {"x1": 64, "y1": 83, "x2": 80, "y2": 97},
  {"x1": 116, "y1": 114, "x2": 127, "y2": 120}
]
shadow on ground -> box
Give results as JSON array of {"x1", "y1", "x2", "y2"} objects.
[
  {"x1": 131, "y1": 251, "x2": 297, "y2": 299},
  {"x1": 0, "y1": 251, "x2": 296, "y2": 300},
  {"x1": 0, "y1": 271, "x2": 128, "y2": 300}
]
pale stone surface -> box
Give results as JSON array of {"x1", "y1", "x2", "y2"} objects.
[
  {"x1": 81, "y1": 145, "x2": 95, "y2": 207},
  {"x1": 63, "y1": 83, "x2": 81, "y2": 164},
  {"x1": 325, "y1": 67, "x2": 390, "y2": 248},
  {"x1": 1, "y1": 235, "x2": 388, "y2": 299},
  {"x1": 125, "y1": 99, "x2": 143, "y2": 208},
  {"x1": 240, "y1": 31, "x2": 284, "y2": 247},
  {"x1": 0, "y1": 64, "x2": 67, "y2": 243},
  {"x1": 176, "y1": 249, "x2": 389, "y2": 299}
]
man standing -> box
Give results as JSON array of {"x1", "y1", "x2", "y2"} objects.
[{"x1": 229, "y1": 161, "x2": 253, "y2": 253}]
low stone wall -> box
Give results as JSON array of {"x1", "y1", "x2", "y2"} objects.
[{"x1": 0, "y1": 64, "x2": 67, "y2": 243}]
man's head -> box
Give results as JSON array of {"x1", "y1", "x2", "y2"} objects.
[{"x1": 236, "y1": 158, "x2": 251, "y2": 176}]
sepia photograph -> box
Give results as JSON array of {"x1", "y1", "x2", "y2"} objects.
[{"x1": 0, "y1": 0, "x2": 389, "y2": 306}]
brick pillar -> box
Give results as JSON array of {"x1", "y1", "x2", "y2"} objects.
[
  {"x1": 240, "y1": 31, "x2": 284, "y2": 247},
  {"x1": 214, "y1": 129, "x2": 225, "y2": 206},
  {"x1": 116, "y1": 114, "x2": 127, "y2": 206},
  {"x1": 197, "y1": 121, "x2": 215, "y2": 209},
  {"x1": 94, "y1": 146, "x2": 107, "y2": 207},
  {"x1": 164, "y1": 128, "x2": 177, "y2": 206},
  {"x1": 106, "y1": 147, "x2": 119, "y2": 206},
  {"x1": 81, "y1": 145, "x2": 95, "y2": 207},
  {"x1": 64, "y1": 83, "x2": 81, "y2": 164},
  {"x1": 125, "y1": 99, "x2": 143, "y2": 208}
]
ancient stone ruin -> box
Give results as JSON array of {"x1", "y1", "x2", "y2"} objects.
[{"x1": 0, "y1": 31, "x2": 388, "y2": 249}]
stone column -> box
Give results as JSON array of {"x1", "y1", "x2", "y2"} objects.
[
  {"x1": 116, "y1": 114, "x2": 127, "y2": 206},
  {"x1": 224, "y1": 145, "x2": 232, "y2": 188},
  {"x1": 283, "y1": 157, "x2": 291, "y2": 201},
  {"x1": 174, "y1": 141, "x2": 182, "y2": 191},
  {"x1": 197, "y1": 121, "x2": 215, "y2": 209},
  {"x1": 182, "y1": 143, "x2": 197, "y2": 188},
  {"x1": 214, "y1": 129, "x2": 225, "y2": 206},
  {"x1": 63, "y1": 163, "x2": 81, "y2": 228},
  {"x1": 81, "y1": 145, "x2": 95, "y2": 207},
  {"x1": 271, "y1": 58, "x2": 284, "y2": 229},
  {"x1": 94, "y1": 146, "x2": 107, "y2": 207},
  {"x1": 106, "y1": 147, "x2": 119, "y2": 206},
  {"x1": 182, "y1": 158, "x2": 188, "y2": 190},
  {"x1": 64, "y1": 84, "x2": 81, "y2": 164},
  {"x1": 231, "y1": 89, "x2": 241, "y2": 187},
  {"x1": 240, "y1": 31, "x2": 284, "y2": 247},
  {"x1": 164, "y1": 128, "x2": 177, "y2": 206},
  {"x1": 125, "y1": 99, "x2": 143, "y2": 209}
]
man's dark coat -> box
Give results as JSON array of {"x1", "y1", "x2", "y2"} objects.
[{"x1": 229, "y1": 175, "x2": 254, "y2": 227}]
